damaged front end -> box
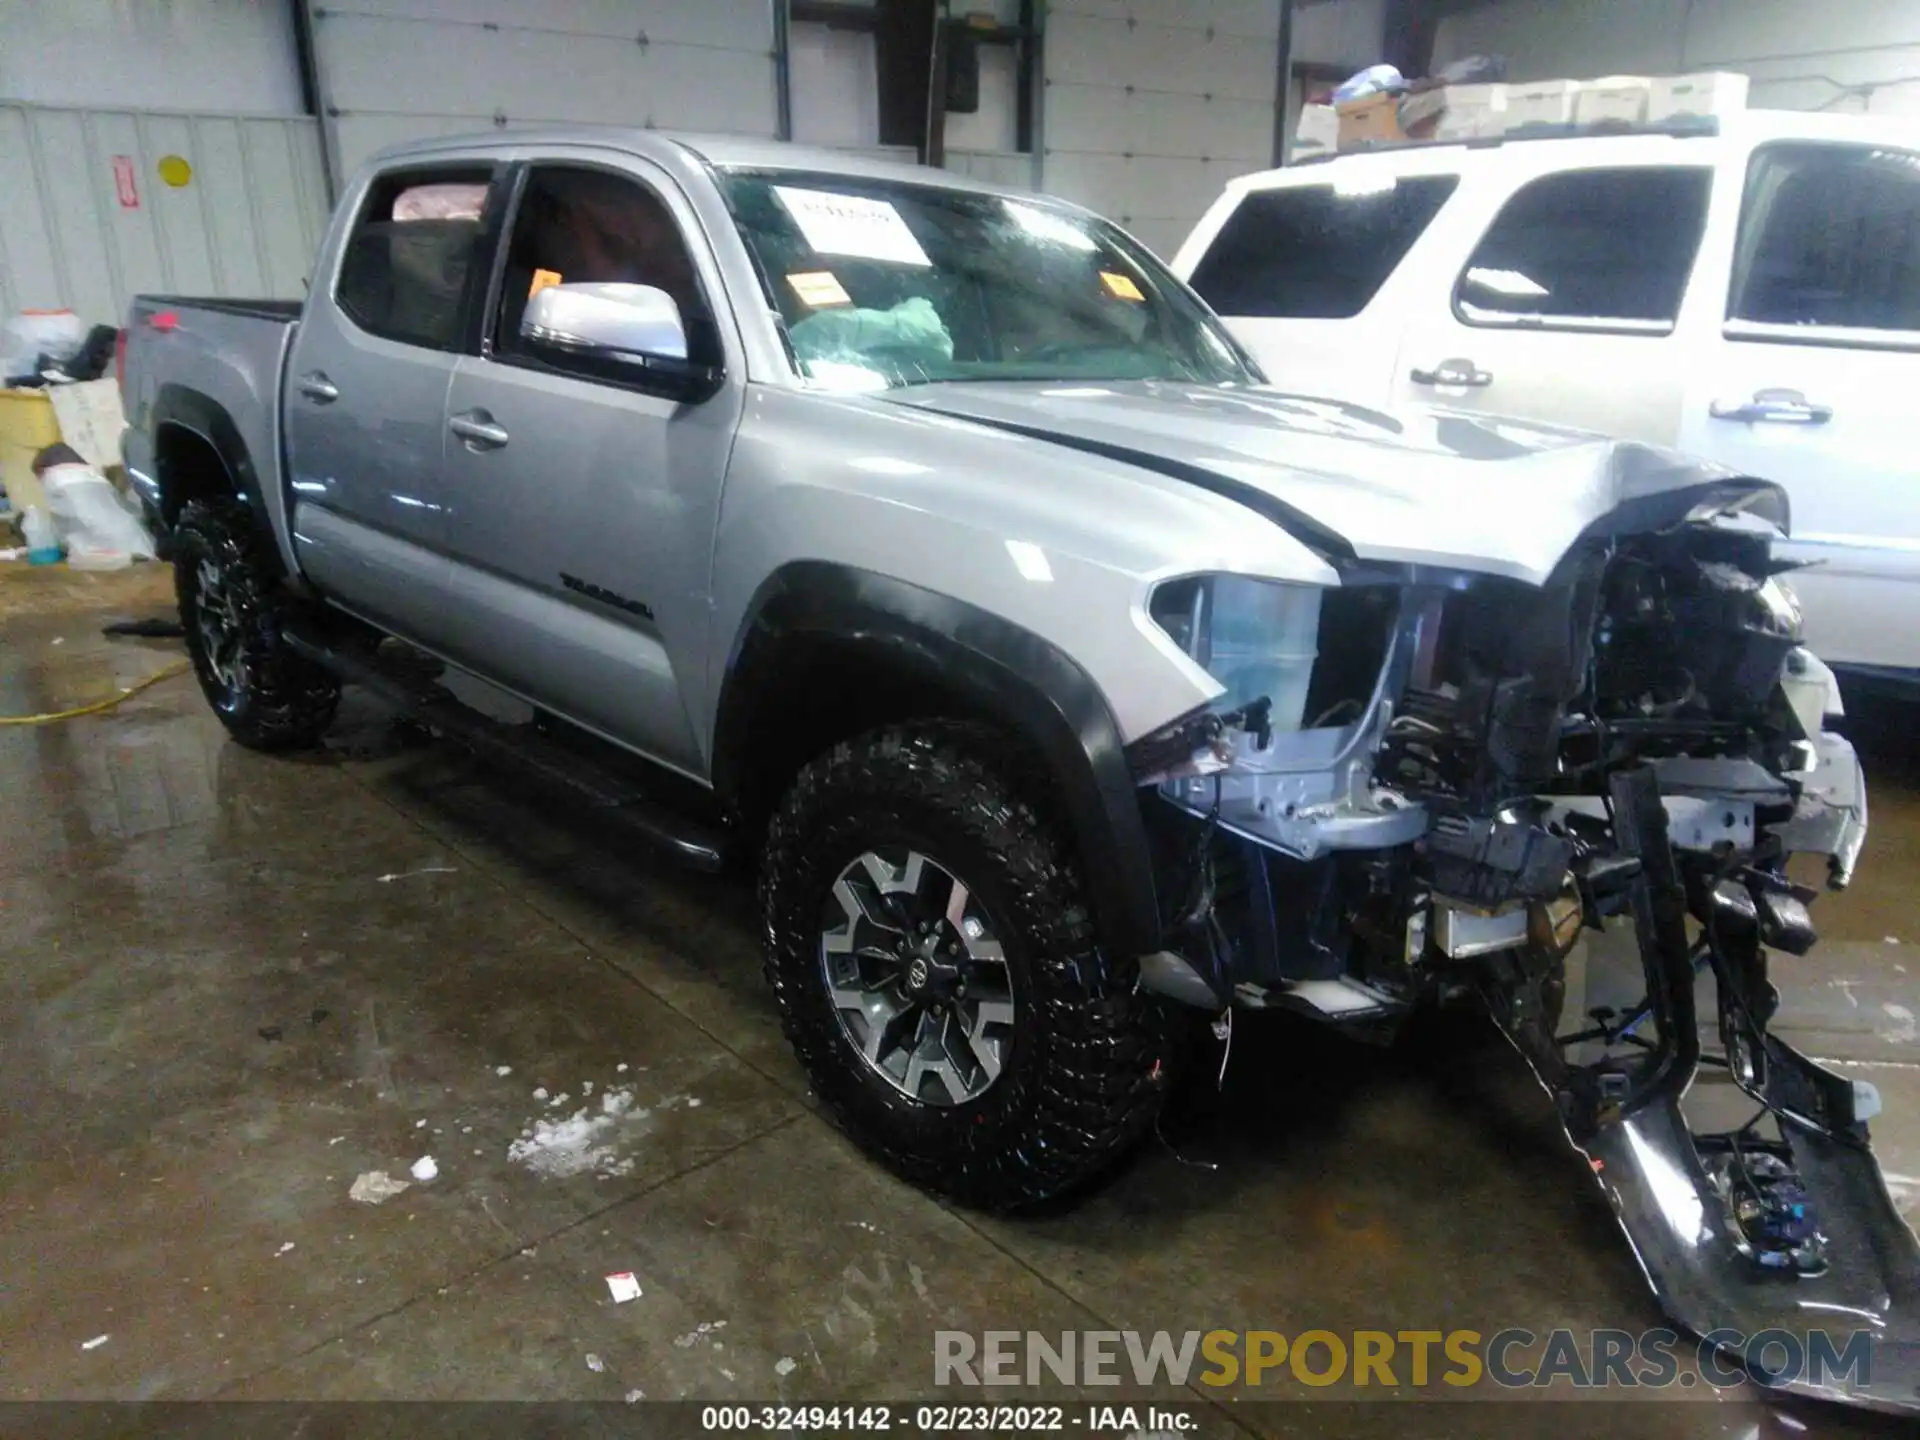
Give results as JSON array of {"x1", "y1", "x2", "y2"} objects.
[{"x1": 1131, "y1": 483, "x2": 1916, "y2": 1411}]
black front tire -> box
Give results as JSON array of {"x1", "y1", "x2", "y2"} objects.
[
  {"x1": 173, "y1": 498, "x2": 339, "y2": 751},
  {"x1": 761, "y1": 723, "x2": 1173, "y2": 1212}
]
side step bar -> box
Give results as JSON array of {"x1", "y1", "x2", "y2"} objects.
[{"x1": 283, "y1": 630, "x2": 727, "y2": 872}]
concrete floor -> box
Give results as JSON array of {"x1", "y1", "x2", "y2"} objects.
[{"x1": 3, "y1": 562, "x2": 1917, "y2": 1438}]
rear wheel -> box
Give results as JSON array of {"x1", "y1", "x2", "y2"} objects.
[
  {"x1": 173, "y1": 498, "x2": 338, "y2": 751},
  {"x1": 761, "y1": 723, "x2": 1172, "y2": 1211}
]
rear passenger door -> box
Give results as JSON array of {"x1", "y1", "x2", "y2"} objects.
[
  {"x1": 1176, "y1": 167, "x2": 1460, "y2": 407},
  {"x1": 1390, "y1": 161, "x2": 1714, "y2": 444},
  {"x1": 1677, "y1": 139, "x2": 1920, "y2": 671},
  {"x1": 284, "y1": 162, "x2": 501, "y2": 647}
]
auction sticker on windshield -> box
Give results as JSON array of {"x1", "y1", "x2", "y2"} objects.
[
  {"x1": 787, "y1": 270, "x2": 853, "y2": 308},
  {"x1": 775, "y1": 186, "x2": 931, "y2": 267}
]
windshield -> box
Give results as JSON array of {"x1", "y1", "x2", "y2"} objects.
[{"x1": 720, "y1": 169, "x2": 1255, "y2": 392}]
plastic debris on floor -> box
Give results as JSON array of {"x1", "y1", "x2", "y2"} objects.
[{"x1": 349, "y1": 1170, "x2": 411, "y2": 1204}]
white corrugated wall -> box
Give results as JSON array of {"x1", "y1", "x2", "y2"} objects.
[
  {"x1": 0, "y1": 104, "x2": 330, "y2": 325},
  {"x1": 1434, "y1": 0, "x2": 1920, "y2": 117}
]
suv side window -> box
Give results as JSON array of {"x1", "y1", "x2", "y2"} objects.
[
  {"x1": 491, "y1": 165, "x2": 720, "y2": 377},
  {"x1": 1187, "y1": 176, "x2": 1459, "y2": 319},
  {"x1": 1729, "y1": 142, "x2": 1920, "y2": 335},
  {"x1": 1455, "y1": 167, "x2": 1711, "y2": 332},
  {"x1": 336, "y1": 168, "x2": 493, "y2": 350}
]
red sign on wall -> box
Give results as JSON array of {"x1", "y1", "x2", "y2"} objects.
[{"x1": 111, "y1": 154, "x2": 139, "y2": 209}]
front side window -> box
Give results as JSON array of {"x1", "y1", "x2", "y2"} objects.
[
  {"x1": 1455, "y1": 166, "x2": 1712, "y2": 332},
  {"x1": 720, "y1": 170, "x2": 1254, "y2": 391},
  {"x1": 1187, "y1": 176, "x2": 1459, "y2": 320},
  {"x1": 336, "y1": 168, "x2": 492, "y2": 349},
  {"x1": 491, "y1": 164, "x2": 720, "y2": 375},
  {"x1": 1730, "y1": 142, "x2": 1920, "y2": 334}
]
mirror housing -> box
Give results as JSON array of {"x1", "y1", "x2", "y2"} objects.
[{"x1": 521, "y1": 282, "x2": 688, "y2": 363}]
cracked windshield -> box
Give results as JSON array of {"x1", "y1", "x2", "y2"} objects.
[{"x1": 722, "y1": 170, "x2": 1252, "y2": 392}]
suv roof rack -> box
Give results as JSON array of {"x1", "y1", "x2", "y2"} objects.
[{"x1": 1289, "y1": 114, "x2": 1721, "y2": 168}]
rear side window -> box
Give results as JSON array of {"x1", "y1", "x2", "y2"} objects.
[
  {"x1": 1730, "y1": 142, "x2": 1920, "y2": 333},
  {"x1": 1455, "y1": 167, "x2": 1711, "y2": 332},
  {"x1": 1187, "y1": 176, "x2": 1458, "y2": 319},
  {"x1": 335, "y1": 168, "x2": 493, "y2": 350}
]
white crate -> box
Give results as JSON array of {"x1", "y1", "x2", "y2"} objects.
[
  {"x1": 1505, "y1": 79, "x2": 1580, "y2": 128},
  {"x1": 1434, "y1": 83, "x2": 1509, "y2": 139},
  {"x1": 1648, "y1": 71, "x2": 1749, "y2": 122},
  {"x1": 1292, "y1": 102, "x2": 1340, "y2": 160},
  {"x1": 1574, "y1": 76, "x2": 1651, "y2": 126}
]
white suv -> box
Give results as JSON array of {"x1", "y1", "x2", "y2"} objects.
[{"x1": 1174, "y1": 110, "x2": 1920, "y2": 682}]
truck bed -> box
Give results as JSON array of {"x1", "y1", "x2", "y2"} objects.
[
  {"x1": 120, "y1": 292, "x2": 304, "y2": 570},
  {"x1": 135, "y1": 296, "x2": 303, "y2": 323}
]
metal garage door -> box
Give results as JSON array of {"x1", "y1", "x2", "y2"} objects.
[
  {"x1": 311, "y1": 0, "x2": 783, "y2": 181},
  {"x1": 1042, "y1": 0, "x2": 1281, "y2": 257}
]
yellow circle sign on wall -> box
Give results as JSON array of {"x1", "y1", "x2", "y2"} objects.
[{"x1": 157, "y1": 155, "x2": 193, "y2": 188}]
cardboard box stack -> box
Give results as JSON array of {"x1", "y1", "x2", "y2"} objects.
[{"x1": 1297, "y1": 68, "x2": 1749, "y2": 157}]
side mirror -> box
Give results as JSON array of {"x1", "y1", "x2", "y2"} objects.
[{"x1": 521, "y1": 282, "x2": 687, "y2": 363}]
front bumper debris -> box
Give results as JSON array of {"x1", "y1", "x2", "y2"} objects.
[
  {"x1": 1503, "y1": 745, "x2": 1920, "y2": 1413},
  {"x1": 1584, "y1": 1078, "x2": 1920, "y2": 1410}
]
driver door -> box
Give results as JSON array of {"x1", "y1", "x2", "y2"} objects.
[{"x1": 435, "y1": 155, "x2": 743, "y2": 776}]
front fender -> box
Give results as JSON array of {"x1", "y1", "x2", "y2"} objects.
[{"x1": 712, "y1": 561, "x2": 1163, "y2": 961}]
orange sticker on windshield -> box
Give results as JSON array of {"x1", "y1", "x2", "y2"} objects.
[
  {"x1": 1099, "y1": 270, "x2": 1145, "y2": 302},
  {"x1": 529, "y1": 268, "x2": 563, "y2": 299},
  {"x1": 788, "y1": 270, "x2": 852, "y2": 308}
]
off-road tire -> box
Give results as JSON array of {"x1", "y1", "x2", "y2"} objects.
[
  {"x1": 173, "y1": 498, "x2": 339, "y2": 751},
  {"x1": 762, "y1": 723, "x2": 1173, "y2": 1211}
]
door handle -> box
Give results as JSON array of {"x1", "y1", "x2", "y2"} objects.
[
  {"x1": 1709, "y1": 387, "x2": 1833, "y2": 425},
  {"x1": 449, "y1": 410, "x2": 510, "y2": 450},
  {"x1": 296, "y1": 371, "x2": 339, "y2": 404},
  {"x1": 1409, "y1": 357, "x2": 1493, "y2": 388}
]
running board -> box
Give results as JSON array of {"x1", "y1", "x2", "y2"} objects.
[
  {"x1": 1235, "y1": 976, "x2": 1407, "y2": 1024},
  {"x1": 283, "y1": 630, "x2": 727, "y2": 872}
]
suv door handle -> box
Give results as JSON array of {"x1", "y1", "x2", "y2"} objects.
[
  {"x1": 1409, "y1": 358, "x2": 1493, "y2": 388},
  {"x1": 1710, "y1": 387, "x2": 1834, "y2": 425},
  {"x1": 449, "y1": 410, "x2": 510, "y2": 450},
  {"x1": 296, "y1": 372, "x2": 339, "y2": 404}
]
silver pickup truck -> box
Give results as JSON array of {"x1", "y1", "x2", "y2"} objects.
[{"x1": 121, "y1": 130, "x2": 1906, "y2": 1409}]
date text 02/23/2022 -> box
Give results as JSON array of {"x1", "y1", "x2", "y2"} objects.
[{"x1": 699, "y1": 1404, "x2": 1197, "y2": 1433}]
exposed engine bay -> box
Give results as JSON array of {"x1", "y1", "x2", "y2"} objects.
[{"x1": 1128, "y1": 492, "x2": 1913, "y2": 1411}]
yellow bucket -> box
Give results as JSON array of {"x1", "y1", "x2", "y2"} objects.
[{"x1": 0, "y1": 389, "x2": 63, "y2": 518}]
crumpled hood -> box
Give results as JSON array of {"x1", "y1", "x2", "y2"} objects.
[{"x1": 883, "y1": 382, "x2": 1788, "y2": 585}]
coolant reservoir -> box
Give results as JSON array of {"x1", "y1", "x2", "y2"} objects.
[{"x1": 1205, "y1": 578, "x2": 1321, "y2": 730}]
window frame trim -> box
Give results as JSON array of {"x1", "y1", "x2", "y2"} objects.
[
  {"x1": 474, "y1": 156, "x2": 729, "y2": 403},
  {"x1": 329, "y1": 159, "x2": 504, "y2": 355},
  {"x1": 1722, "y1": 138, "x2": 1920, "y2": 351},
  {"x1": 1725, "y1": 318, "x2": 1920, "y2": 354},
  {"x1": 1448, "y1": 163, "x2": 1716, "y2": 339}
]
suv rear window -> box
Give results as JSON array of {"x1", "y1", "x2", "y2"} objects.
[
  {"x1": 335, "y1": 168, "x2": 493, "y2": 350},
  {"x1": 1730, "y1": 142, "x2": 1920, "y2": 333},
  {"x1": 1187, "y1": 176, "x2": 1458, "y2": 319},
  {"x1": 1455, "y1": 166, "x2": 1710, "y2": 331}
]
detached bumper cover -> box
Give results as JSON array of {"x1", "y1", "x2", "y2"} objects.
[
  {"x1": 1582, "y1": 1061, "x2": 1920, "y2": 1411},
  {"x1": 1518, "y1": 743, "x2": 1920, "y2": 1412}
]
